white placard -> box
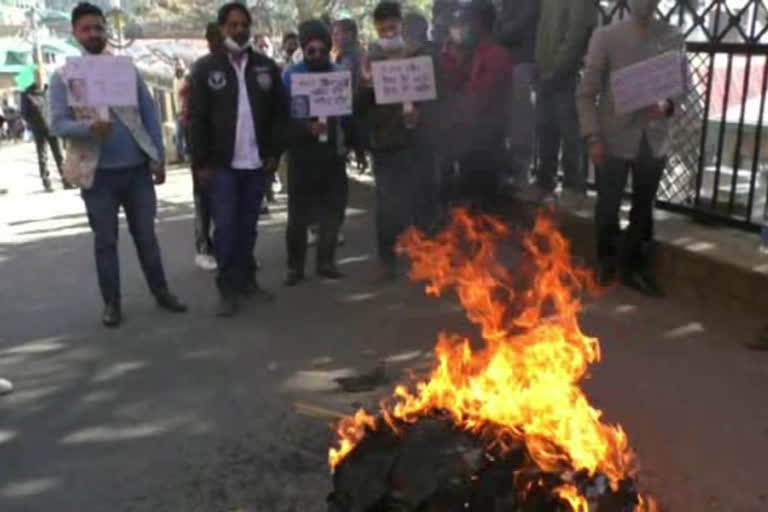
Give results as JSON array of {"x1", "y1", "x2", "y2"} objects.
[
  {"x1": 611, "y1": 51, "x2": 687, "y2": 114},
  {"x1": 372, "y1": 56, "x2": 437, "y2": 105},
  {"x1": 64, "y1": 55, "x2": 138, "y2": 108},
  {"x1": 290, "y1": 70, "x2": 352, "y2": 118}
]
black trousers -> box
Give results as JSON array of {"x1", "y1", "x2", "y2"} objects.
[
  {"x1": 191, "y1": 170, "x2": 214, "y2": 255},
  {"x1": 286, "y1": 156, "x2": 348, "y2": 272},
  {"x1": 34, "y1": 132, "x2": 64, "y2": 185},
  {"x1": 595, "y1": 137, "x2": 666, "y2": 273},
  {"x1": 452, "y1": 139, "x2": 506, "y2": 214}
]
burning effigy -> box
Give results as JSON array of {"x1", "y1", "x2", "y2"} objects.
[{"x1": 327, "y1": 210, "x2": 657, "y2": 512}]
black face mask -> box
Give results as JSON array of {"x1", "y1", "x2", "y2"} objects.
[{"x1": 306, "y1": 56, "x2": 331, "y2": 71}]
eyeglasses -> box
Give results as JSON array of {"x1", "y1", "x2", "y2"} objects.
[{"x1": 305, "y1": 46, "x2": 329, "y2": 57}]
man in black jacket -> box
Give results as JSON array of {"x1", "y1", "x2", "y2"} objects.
[
  {"x1": 283, "y1": 20, "x2": 354, "y2": 286},
  {"x1": 21, "y1": 80, "x2": 70, "y2": 191},
  {"x1": 188, "y1": 2, "x2": 285, "y2": 317}
]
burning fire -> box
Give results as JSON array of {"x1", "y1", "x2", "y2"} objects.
[{"x1": 329, "y1": 210, "x2": 656, "y2": 511}]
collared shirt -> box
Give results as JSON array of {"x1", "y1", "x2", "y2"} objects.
[{"x1": 229, "y1": 54, "x2": 263, "y2": 170}]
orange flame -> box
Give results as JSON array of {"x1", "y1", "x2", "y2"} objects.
[{"x1": 329, "y1": 210, "x2": 653, "y2": 510}]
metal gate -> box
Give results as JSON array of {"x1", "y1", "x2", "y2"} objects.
[{"x1": 596, "y1": 0, "x2": 768, "y2": 230}]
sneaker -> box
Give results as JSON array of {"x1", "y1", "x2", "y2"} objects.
[
  {"x1": 0, "y1": 377, "x2": 13, "y2": 396},
  {"x1": 194, "y1": 253, "x2": 218, "y2": 271}
]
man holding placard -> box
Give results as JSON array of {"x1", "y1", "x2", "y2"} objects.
[
  {"x1": 576, "y1": 0, "x2": 685, "y2": 296},
  {"x1": 282, "y1": 20, "x2": 358, "y2": 286},
  {"x1": 188, "y1": 2, "x2": 285, "y2": 317},
  {"x1": 358, "y1": 1, "x2": 437, "y2": 282},
  {"x1": 49, "y1": 2, "x2": 187, "y2": 327}
]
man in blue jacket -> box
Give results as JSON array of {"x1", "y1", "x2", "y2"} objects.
[
  {"x1": 282, "y1": 20, "x2": 357, "y2": 286},
  {"x1": 50, "y1": 3, "x2": 187, "y2": 327}
]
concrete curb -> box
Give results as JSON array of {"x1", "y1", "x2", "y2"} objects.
[{"x1": 348, "y1": 174, "x2": 768, "y2": 315}]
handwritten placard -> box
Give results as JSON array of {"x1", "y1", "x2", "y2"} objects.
[
  {"x1": 63, "y1": 55, "x2": 138, "y2": 107},
  {"x1": 611, "y1": 51, "x2": 688, "y2": 114},
  {"x1": 290, "y1": 70, "x2": 352, "y2": 118},
  {"x1": 372, "y1": 56, "x2": 437, "y2": 105}
]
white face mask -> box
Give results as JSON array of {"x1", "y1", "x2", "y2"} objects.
[
  {"x1": 224, "y1": 36, "x2": 250, "y2": 54},
  {"x1": 629, "y1": 0, "x2": 660, "y2": 21},
  {"x1": 449, "y1": 27, "x2": 463, "y2": 44},
  {"x1": 376, "y1": 35, "x2": 405, "y2": 51}
]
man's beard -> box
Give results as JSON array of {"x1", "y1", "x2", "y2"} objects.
[{"x1": 82, "y1": 37, "x2": 106, "y2": 55}]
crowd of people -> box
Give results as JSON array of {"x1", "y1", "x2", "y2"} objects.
[{"x1": 27, "y1": 0, "x2": 689, "y2": 329}]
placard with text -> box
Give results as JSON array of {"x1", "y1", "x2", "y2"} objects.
[
  {"x1": 372, "y1": 56, "x2": 437, "y2": 105},
  {"x1": 290, "y1": 70, "x2": 352, "y2": 118}
]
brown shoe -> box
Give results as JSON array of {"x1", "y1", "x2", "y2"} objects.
[{"x1": 746, "y1": 325, "x2": 768, "y2": 351}]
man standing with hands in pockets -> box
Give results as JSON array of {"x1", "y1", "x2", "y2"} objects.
[
  {"x1": 50, "y1": 2, "x2": 187, "y2": 328},
  {"x1": 188, "y1": 2, "x2": 285, "y2": 317}
]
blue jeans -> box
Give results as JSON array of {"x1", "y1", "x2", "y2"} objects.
[
  {"x1": 535, "y1": 75, "x2": 584, "y2": 192},
  {"x1": 211, "y1": 167, "x2": 266, "y2": 292},
  {"x1": 81, "y1": 165, "x2": 168, "y2": 306}
]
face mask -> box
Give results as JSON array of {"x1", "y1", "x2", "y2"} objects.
[
  {"x1": 629, "y1": 0, "x2": 659, "y2": 21},
  {"x1": 376, "y1": 35, "x2": 405, "y2": 51},
  {"x1": 224, "y1": 36, "x2": 250, "y2": 54},
  {"x1": 449, "y1": 27, "x2": 463, "y2": 44}
]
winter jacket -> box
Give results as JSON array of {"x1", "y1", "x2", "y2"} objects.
[
  {"x1": 355, "y1": 42, "x2": 432, "y2": 152},
  {"x1": 535, "y1": 0, "x2": 597, "y2": 79},
  {"x1": 440, "y1": 38, "x2": 514, "y2": 153},
  {"x1": 497, "y1": 0, "x2": 540, "y2": 63},
  {"x1": 188, "y1": 49, "x2": 286, "y2": 169}
]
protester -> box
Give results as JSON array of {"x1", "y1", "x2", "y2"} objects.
[
  {"x1": 534, "y1": 0, "x2": 596, "y2": 202},
  {"x1": 498, "y1": 0, "x2": 539, "y2": 188},
  {"x1": 576, "y1": 0, "x2": 683, "y2": 296},
  {"x1": 282, "y1": 32, "x2": 299, "y2": 68},
  {"x1": 188, "y1": 2, "x2": 284, "y2": 317},
  {"x1": 283, "y1": 20, "x2": 357, "y2": 286},
  {"x1": 184, "y1": 22, "x2": 223, "y2": 272},
  {"x1": 440, "y1": 0, "x2": 513, "y2": 212},
  {"x1": 50, "y1": 2, "x2": 187, "y2": 327},
  {"x1": 21, "y1": 78, "x2": 70, "y2": 192},
  {"x1": 432, "y1": 0, "x2": 460, "y2": 47},
  {"x1": 358, "y1": 1, "x2": 434, "y2": 281}
]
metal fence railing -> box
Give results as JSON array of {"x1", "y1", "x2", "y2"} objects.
[{"x1": 596, "y1": 0, "x2": 768, "y2": 231}]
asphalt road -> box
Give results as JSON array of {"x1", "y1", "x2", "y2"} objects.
[{"x1": 0, "y1": 142, "x2": 767, "y2": 512}]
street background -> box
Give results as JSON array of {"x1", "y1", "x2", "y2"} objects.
[{"x1": 0, "y1": 142, "x2": 767, "y2": 511}]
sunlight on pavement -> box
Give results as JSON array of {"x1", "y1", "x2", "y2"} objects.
[{"x1": 0, "y1": 477, "x2": 58, "y2": 499}]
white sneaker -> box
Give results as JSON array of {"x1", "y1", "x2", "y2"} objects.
[
  {"x1": 194, "y1": 253, "x2": 218, "y2": 271},
  {"x1": 0, "y1": 377, "x2": 13, "y2": 396}
]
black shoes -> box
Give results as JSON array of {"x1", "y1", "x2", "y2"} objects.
[
  {"x1": 284, "y1": 270, "x2": 305, "y2": 287},
  {"x1": 156, "y1": 292, "x2": 188, "y2": 313},
  {"x1": 595, "y1": 261, "x2": 618, "y2": 287},
  {"x1": 241, "y1": 279, "x2": 276, "y2": 302},
  {"x1": 102, "y1": 303, "x2": 122, "y2": 328},
  {"x1": 622, "y1": 271, "x2": 664, "y2": 298},
  {"x1": 216, "y1": 293, "x2": 239, "y2": 318},
  {"x1": 318, "y1": 265, "x2": 344, "y2": 280}
]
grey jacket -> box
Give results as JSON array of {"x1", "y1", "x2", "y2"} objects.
[
  {"x1": 497, "y1": 0, "x2": 540, "y2": 63},
  {"x1": 576, "y1": 19, "x2": 686, "y2": 159}
]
